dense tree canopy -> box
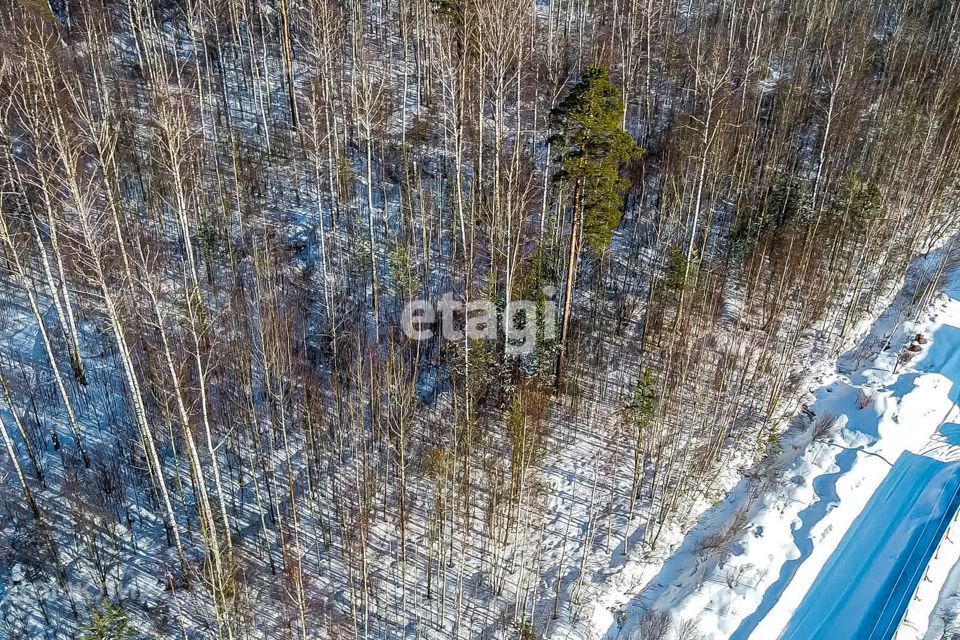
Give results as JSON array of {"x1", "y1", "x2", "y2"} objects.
[{"x1": 0, "y1": 0, "x2": 957, "y2": 637}]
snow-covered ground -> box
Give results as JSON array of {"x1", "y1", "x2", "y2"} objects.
[{"x1": 564, "y1": 253, "x2": 960, "y2": 640}]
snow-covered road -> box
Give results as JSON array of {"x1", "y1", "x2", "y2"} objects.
[{"x1": 778, "y1": 451, "x2": 960, "y2": 640}]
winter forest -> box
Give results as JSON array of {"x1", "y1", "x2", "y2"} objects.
[{"x1": 1, "y1": 0, "x2": 960, "y2": 637}]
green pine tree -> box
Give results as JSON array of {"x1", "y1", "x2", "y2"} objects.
[
  {"x1": 665, "y1": 244, "x2": 691, "y2": 295},
  {"x1": 81, "y1": 601, "x2": 133, "y2": 640},
  {"x1": 552, "y1": 66, "x2": 641, "y2": 385},
  {"x1": 626, "y1": 366, "x2": 658, "y2": 431},
  {"x1": 833, "y1": 173, "x2": 884, "y2": 228},
  {"x1": 551, "y1": 66, "x2": 641, "y2": 254},
  {"x1": 389, "y1": 243, "x2": 420, "y2": 300},
  {"x1": 731, "y1": 174, "x2": 812, "y2": 259}
]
